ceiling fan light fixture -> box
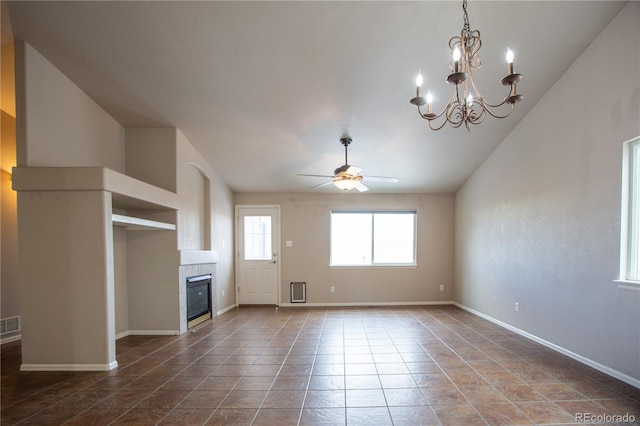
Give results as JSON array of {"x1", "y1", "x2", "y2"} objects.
[
  {"x1": 333, "y1": 177, "x2": 359, "y2": 191},
  {"x1": 297, "y1": 137, "x2": 398, "y2": 192}
]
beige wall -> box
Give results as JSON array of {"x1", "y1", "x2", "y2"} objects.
[
  {"x1": 125, "y1": 128, "x2": 177, "y2": 192},
  {"x1": 455, "y1": 2, "x2": 640, "y2": 384},
  {"x1": 125, "y1": 210, "x2": 179, "y2": 333},
  {"x1": 16, "y1": 43, "x2": 124, "y2": 170},
  {"x1": 11, "y1": 42, "x2": 235, "y2": 367},
  {"x1": 18, "y1": 190, "x2": 116, "y2": 367},
  {"x1": 235, "y1": 192, "x2": 454, "y2": 305},
  {"x1": 177, "y1": 130, "x2": 235, "y2": 313},
  {"x1": 14, "y1": 42, "x2": 123, "y2": 367},
  {"x1": 113, "y1": 227, "x2": 128, "y2": 336}
]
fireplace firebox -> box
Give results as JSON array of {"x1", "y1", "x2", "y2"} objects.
[{"x1": 186, "y1": 274, "x2": 212, "y2": 329}]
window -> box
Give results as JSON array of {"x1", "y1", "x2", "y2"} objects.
[
  {"x1": 620, "y1": 136, "x2": 640, "y2": 283},
  {"x1": 330, "y1": 211, "x2": 416, "y2": 266},
  {"x1": 243, "y1": 215, "x2": 272, "y2": 260}
]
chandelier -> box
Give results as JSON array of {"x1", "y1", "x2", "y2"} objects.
[{"x1": 410, "y1": 0, "x2": 523, "y2": 131}]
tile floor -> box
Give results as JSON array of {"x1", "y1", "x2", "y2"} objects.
[{"x1": 1, "y1": 306, "x2": 639, "y2": 425}]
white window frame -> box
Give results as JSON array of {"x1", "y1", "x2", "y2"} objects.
[
  {"x1": 617, "y1": 136, "x2": 640, "y2": 291},
  {"x1": 330, "y1": 210, "x2": 417, "y2": 267}
]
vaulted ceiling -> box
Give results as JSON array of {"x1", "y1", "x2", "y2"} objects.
[{"x1": 5, "y1": 1, "x2": 626, "y2": 193}]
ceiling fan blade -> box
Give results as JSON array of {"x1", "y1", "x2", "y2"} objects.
[
  {"x1": 355, "y1": 182, "x2": 369, "y2": 192},
  {"x1": 310, "y1": 181, "x2": 334, "y2": 189},
  {"x1": 361, "y1": 175, "x2": 399, "y2": 183},
  {"x1": 298, "y1": 173, "x2": 335, "y2": 178},
  {"x1": 345, "y1": 165, "x2": 362, "y2": 176}
]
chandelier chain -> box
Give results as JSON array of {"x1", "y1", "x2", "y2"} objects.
[{"x1": 462, "y1": 0, "x2": 471, "y2": 45}]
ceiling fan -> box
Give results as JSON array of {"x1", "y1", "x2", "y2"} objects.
[{"x1": 298, "y1": 138, "x2": 399, "y2": 192}]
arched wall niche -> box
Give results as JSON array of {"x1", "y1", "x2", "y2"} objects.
[{"x1": 180, "y1": 162, "x2": 211, "y2": 251}]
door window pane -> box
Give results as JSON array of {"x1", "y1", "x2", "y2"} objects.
[{"x1": 244, "y1": 216, "x2": 272, "y2": 260}]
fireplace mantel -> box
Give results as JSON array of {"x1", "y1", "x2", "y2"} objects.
[{"x1": 180, "y1": 250, "x2": 219, "y2": 266}]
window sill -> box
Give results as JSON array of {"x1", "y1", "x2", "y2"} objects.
[
  {"x1": 613, "y1": 279, "x2": 640, "y2": 292},
  {"x1": 330, "y1": 264, "x2": 417, "y2": 269}
]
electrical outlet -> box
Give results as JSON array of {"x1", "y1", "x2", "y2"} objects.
[
  {"x1": 222, "y1": 290, "x2": 225, "y2": 297},
  {"x1": 515, "y1": 302, "x2": 520, "y2": 312},
  {"x1": 440, "y1": 285, "x2": 444, "y2": 291},
  {"x1": 330, "y1": 286, "x2": 335, "y2": 293}
]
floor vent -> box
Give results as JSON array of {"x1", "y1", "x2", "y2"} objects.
[{"x1": 1, "y1": 316, "x2": 20, "y2": 335}]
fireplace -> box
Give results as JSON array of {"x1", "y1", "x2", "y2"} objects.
[{"x1": 186, "y1": 274, "x2": 212, "y2": 329}]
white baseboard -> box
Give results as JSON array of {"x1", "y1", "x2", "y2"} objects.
[
  {"x1": 21, "y1": 360, "x2": 118, "y2": 371},
  {"x1": 454, "y1": 303, "x2": 640, "y2": 390},
  {"x1": 115, "y1": 330, "x2": 129, "y2": 340},
  {"x1": 278, "y1": 301, "x2": 455, "y2": 308},
  {"x1": 128, "y1": 330, "x2": 179, "y2": 336},
  {"x1": 117, "y1": 330, "x2": 179, "y2": 338},
  {"x1": 1, "y1": 334, "x2": 22, "y2": 345},
  {"x1": 217, "y1": 304, "x2": 237, "y2": 315}
]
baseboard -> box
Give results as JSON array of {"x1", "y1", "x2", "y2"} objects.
[
  {"x1": 278, "y1": 301, "x2": 455, "y2": 308},
  {"x1": 20, "y1": 360, "x2": 118, "y2": 371},
  {"x1": 454, "y1": 303, "x2": 640, "y2": 390},
  {"x1": 1, "y1": 334, "x2": 22, "y2": 345},
  {"x1": 115, "y1": 330, "x2": 129, "y2": 340},
  {"x1": 127, "y1": 330, "x2": 179, "y2": 336},
  {"x1": 117, "y1": 330, "x2": 181, "y2": 339},
  {"x1": 217, "y1": 304, "x2": 238, "y2": 315}
]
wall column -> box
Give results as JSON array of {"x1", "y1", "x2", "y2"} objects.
[{"x1": 18, "y1": 189, "x2": 116, "y2": 370}]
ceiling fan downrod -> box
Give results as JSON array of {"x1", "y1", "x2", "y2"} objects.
[{"x1": 340, "y1": 137, "x2": 352, "y2": 165}]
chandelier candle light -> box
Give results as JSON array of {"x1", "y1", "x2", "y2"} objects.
[{"x1": 410, "y1": 0, "x2": 523, "y2": 131}]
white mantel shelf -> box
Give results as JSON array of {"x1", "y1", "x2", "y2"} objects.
[
  {"x1": 112, "y1": 214, "x2": 176, "y2": 231},
  {"x1": 180, "y1": 250, "x2": 219, "y2": 265},
  {"x1": 12, "y1": 166, "x2": 179, "y2": 210}
]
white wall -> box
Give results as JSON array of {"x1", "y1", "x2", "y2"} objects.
[
  {"x1": 235, "y1": 192, "x2": 455, "y2": 305},
  {"x1": 455, "y1": 2, "x2": 640, "y2": 384}
]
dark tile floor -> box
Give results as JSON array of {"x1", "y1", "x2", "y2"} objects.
[{"x1": 2, "y1": 306, "x2": 639, "y2": 425}]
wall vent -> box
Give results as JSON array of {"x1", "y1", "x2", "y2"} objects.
[
  {"x1": 290, "y1": 282, "x2": 306, "y2": 303},
  {"x1": 1, "y1": 316, "x2": 20, "y2": 335}
]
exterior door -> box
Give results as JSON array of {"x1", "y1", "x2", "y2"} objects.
[{"x1": 236, "y1": 206, "x2": 279, "y2": 305}]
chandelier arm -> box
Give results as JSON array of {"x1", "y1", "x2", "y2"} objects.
[
  {"x1": 465, "y1": 65, "x2": 484, "y2": 101},
  {"x1": 416, "y1": 103, "x2": 448, "y2": 122},
  {"x1": 446, "y1": 101, "x2": 465, "y2": 128},
  {"x1": 482, "y1": 102, "x2": 515, "y2": 120},
  {"x1": 428, "y1": 117, "x2": 452, "y2": 131},
  {"x1": 470, "y1": 104, "x2": 486, "y2": 124},
  {"x1": 481, "y1": 97, "x2": 509, "y2": 109},
  {"x1": 467, "y1": 65, "x2": 515, "y2": 112},
  {"x1": 417, "y1": 103, "x2": 454, "y2": 131}
]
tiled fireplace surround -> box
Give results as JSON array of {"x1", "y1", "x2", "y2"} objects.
[{"x1": 178, "y1": 263, "x2": 217, "y2": 335}]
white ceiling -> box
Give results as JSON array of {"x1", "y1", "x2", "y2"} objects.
[{"x1": 6, "y1": 1, "x2": 626, "y2": 193}]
